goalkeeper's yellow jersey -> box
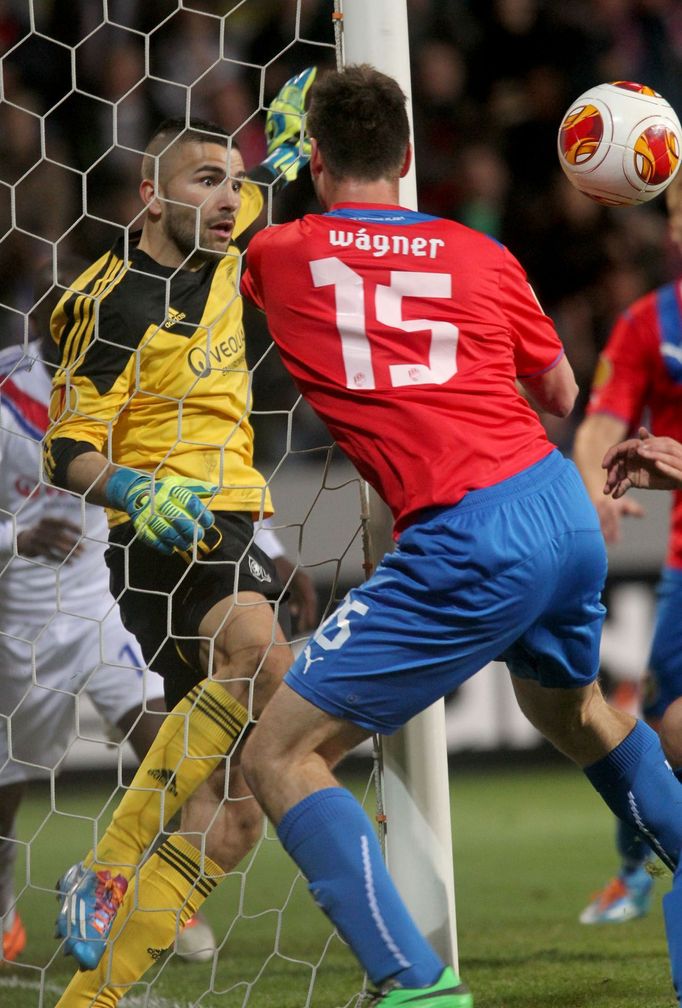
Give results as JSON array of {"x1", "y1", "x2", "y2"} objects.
[{"x1": 43, "y1": 180, "x2": 273, "y2": 527}]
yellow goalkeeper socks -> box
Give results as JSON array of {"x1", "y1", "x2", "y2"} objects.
[
  {"x1": 83, "y1": 679, "x2": 247, "y2": 878},
  {"x1": 55, "y1": 836, "x2": 221, "y2": 1008}
]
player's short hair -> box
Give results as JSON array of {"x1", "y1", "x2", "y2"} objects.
[
  {"x1": 307, "y1": 64, "x2": 409, "y2": 182},
  {"x1": 141, "y1": 117, "x2": 238, "y2": 182}
]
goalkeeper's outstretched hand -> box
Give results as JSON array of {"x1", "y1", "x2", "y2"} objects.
[
  {"x1": 105, "y1": 468, "x2": 217, "y2": 555},
  {"x1": 262, "y1": 66, "x2": 317, "y2": 183}
]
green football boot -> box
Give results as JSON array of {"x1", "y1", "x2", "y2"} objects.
[{"x1": 369, "y1": 966, "x2": 472, "y2": 1006}]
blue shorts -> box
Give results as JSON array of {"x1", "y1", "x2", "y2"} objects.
[
  {"x1": 285, "y1": 450, "x2": 608, "y2": 734},
  {"x1": 643, "y1": 567, "x2": 682, "y2": 721}
]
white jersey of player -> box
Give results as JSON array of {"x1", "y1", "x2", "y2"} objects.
[
  {"x1": 0, "y1": 339, "x2": 164, "y2": 784},
  {"x1": 0, "y1": 340, "x2": 115, "y2": 624}
]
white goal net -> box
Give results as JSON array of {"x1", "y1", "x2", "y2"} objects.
[{"x1": 0, "y1": 3, "x2": 388, "y2": 1007}]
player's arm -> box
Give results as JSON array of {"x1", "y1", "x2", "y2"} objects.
[
  {"x1": 574, "y1": 413, "x2": 644, "y2": 543},
  {"x1": 257, "y1": 67, "x2": 316, "y2": 186},
  {"x1": 45, "y1": 447, "x2": 217, "y2": 557},
  {"x1": 519, "y1": 353, "x2": 578, "y2": 418},
  {"x1": 234, "y1": 68, "x2": 316, "y2": 241},
  {"x1": 58, "y1": 449, "x2": 117, "y2": 505},
  {"x1": 500, "y1": 246, "x2": 577, "y2": 416},
  {"x1": 244, "y1": 68, "x2": 316, "y2": 199},
  {"x1": 575, "y1": 308, "x2": 651, "y2": 538},
  {"x1": 43, "y1": 335, "x2": 216, "y2": 556}
]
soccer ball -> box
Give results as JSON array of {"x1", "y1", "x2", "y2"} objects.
[{"x1": 557, "y1": 81, "x2": 682, "y2": 206}]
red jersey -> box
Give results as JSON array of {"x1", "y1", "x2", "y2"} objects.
[
  {"x1": 587, "y1": 278, "x2": 682, "y2": 569},
  {"x1": 242, "y1": 204, "x2": 563, "y2": 534}
]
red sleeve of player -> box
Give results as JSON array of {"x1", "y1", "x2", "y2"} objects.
[
  {"x1": 499, "y1": 248, "x2": 565, "y2": 377},
  {"x1": 240, "y1": 233, "x2": 265, "y2": 309},
  {"x1": 585, "y1": 310, "x2": 649, "y2": 424}
]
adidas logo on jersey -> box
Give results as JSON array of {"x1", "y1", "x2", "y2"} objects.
[
  {"x1": 248, "y1": 555, "x2": 272, "y2": 583},
  {"x1": 147, "y1": 946, "x2": 164, "y2": 961},
  {"x1": 147, "y1": 767, "x2": 178, "y2": 797},
  {"x1": 164, "y1": 307, "x2": 187, "y2": 329}
]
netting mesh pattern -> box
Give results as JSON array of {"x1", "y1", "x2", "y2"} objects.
[{"x1": 0, "y1": 3, "x2": 375, "y2": 1006}]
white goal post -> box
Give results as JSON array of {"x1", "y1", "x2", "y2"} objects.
[{"x1": 340, "y1": 0, "x2": 460, "y2": 970}]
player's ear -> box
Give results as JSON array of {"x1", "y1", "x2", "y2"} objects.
[
  {"x1": 139, "y1": 178, "x2": 162, "y2": 218},
  {"x1": 399, "y1": 143, "x2": 412, "y2": 179},
  {"x1": 310, "y1": 138, "x2": 323, "y2": 180}
]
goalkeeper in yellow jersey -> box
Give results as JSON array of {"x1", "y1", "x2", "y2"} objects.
[{"x1": 43, "y1": 69, "x2": 316, "y2": 1001}]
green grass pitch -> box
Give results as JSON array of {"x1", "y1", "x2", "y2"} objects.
[{"x1": 0, "y1": 761, "x2": 675, "y2": 1007}]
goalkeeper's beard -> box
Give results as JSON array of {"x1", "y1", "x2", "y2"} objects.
[{"x1": 163, "y1": 207, "x2": 230, "y2": 265}]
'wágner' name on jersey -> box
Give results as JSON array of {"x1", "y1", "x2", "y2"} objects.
[{"x1": 329, "y1": 227, "x2": 445, "y2": 259}]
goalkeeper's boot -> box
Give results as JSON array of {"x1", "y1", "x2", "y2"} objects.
[
  {"x1": 2, "y1": 911, "x2": 26, "y2": 962},
  {"x1": 55, "y1": 860, "x2": 86, "y2": 937},
  {"x1": 579, "y1": 864, "x2": 653, "y2": 924},
  {"x1": 56, "y1": 861, "x2": 86, "y2": 900},
  {"x1": 368, "y1": 966, "x2": 472, "y2": 1006},
  {"x1": 55, "y1": 865, "x2": 128, "y2": 969},
  {"x1": 174, "y1": 910, "x2": 217, "y2": 963}
]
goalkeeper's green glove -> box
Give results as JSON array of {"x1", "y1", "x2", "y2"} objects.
[
  {"x1": 262, "y1": 66, "x2": 317, "y2": 183},
  {"x1": 105, "y1": 468, "x2": 217, "y2": 556}
]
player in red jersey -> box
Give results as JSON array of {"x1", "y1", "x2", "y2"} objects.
[
  {"x1": 240, "y1": 65, "x2": 682, "y2": 1007},
  {"x1": 573, "y1": 168, "x2": 682, "y2": 925}
]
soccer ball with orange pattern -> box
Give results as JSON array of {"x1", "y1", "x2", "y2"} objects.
[{"x1": 557, "y1": 81, "x2": 682, "y2": 206}]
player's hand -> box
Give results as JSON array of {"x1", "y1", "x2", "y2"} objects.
[
  {"x1": 635, "y1": 428, "x2": 682, "y2": 486},
  {"x1": 262, "y1": 67, "x2": 316, "y2": 183},
  {"x1": 105, "y1": 468, "x2": 217, "y2": 555},
  {"x1": 17, "y1": 518, "x2": 84, "y2": 562},
  {"x1": 602, "y1": 427, "x2": 682, "y2": 497}
]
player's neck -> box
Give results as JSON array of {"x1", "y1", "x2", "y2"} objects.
[
  {"x1": 323, "y1": 177, "x2": 400, "y2": 210},
  {"x1": 137, "y1": 225, "x2": 204, "y2": 271}
]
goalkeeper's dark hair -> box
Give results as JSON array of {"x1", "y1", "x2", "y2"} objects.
[
  {"x1": 141, "y1": 117, "x2": 239, "y2": 181},
  {"x1": 307, "y1": 64, "x2": 409, "y2": 182}
]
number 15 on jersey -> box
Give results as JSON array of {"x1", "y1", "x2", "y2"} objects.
[{"x1": 310, "y1": 257, "x2": 459, "y2": 391}]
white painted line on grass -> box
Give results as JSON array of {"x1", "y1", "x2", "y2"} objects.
[{"x1": 0, "y1": 975, "x2": 196, "y2": 1008}]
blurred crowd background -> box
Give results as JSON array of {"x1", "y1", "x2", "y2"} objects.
[{"x1": 0, "y1": 0, "x2": 681, "y2": 467}]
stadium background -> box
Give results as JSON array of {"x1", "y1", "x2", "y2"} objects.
[{"x1": 1, "y1": 0, "x2": 680, "y2": 762}]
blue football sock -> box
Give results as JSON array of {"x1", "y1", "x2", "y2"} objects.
[
  {"x1": 277, "y1": 786, "x2": 443, "y2": 988},
  {"x1": 585, "y1": 721, "x2": 682, "y2": 1004},
  {"x1": 664, "y1": 878, "x2": 682, "y2": 1004},
  {"x1": 664, "y1": 767, "x2": 682, "y2": 1003},
  {"x1": 584, "y1": 721, "x2": 681, "y2": 870},
  {"x1": 616, "y1": 816, "x2": 651, "y2": 874}
]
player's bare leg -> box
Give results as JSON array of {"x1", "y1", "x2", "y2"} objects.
[
  {"x1": 179, "y1": 765, "x2": 262, "y2": 868},
  {"x1": 241, "y1": 683, "x2": 366, "y2": 820},
  {"x1": 510, "y1": 672, "x2": 682, "y2": 867},
  {"x1": 659, "y1": 695, "x2": 682, "y2": 768},
  {"x1": 197, "y1": 589, "x2": 293, "y2": 715},
  {"x1": 115, "y1": 696, "x2": 167, "y2": 763},
  {"x1": 509, "y1": 677, "x2": 635, "y2": 767}
]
